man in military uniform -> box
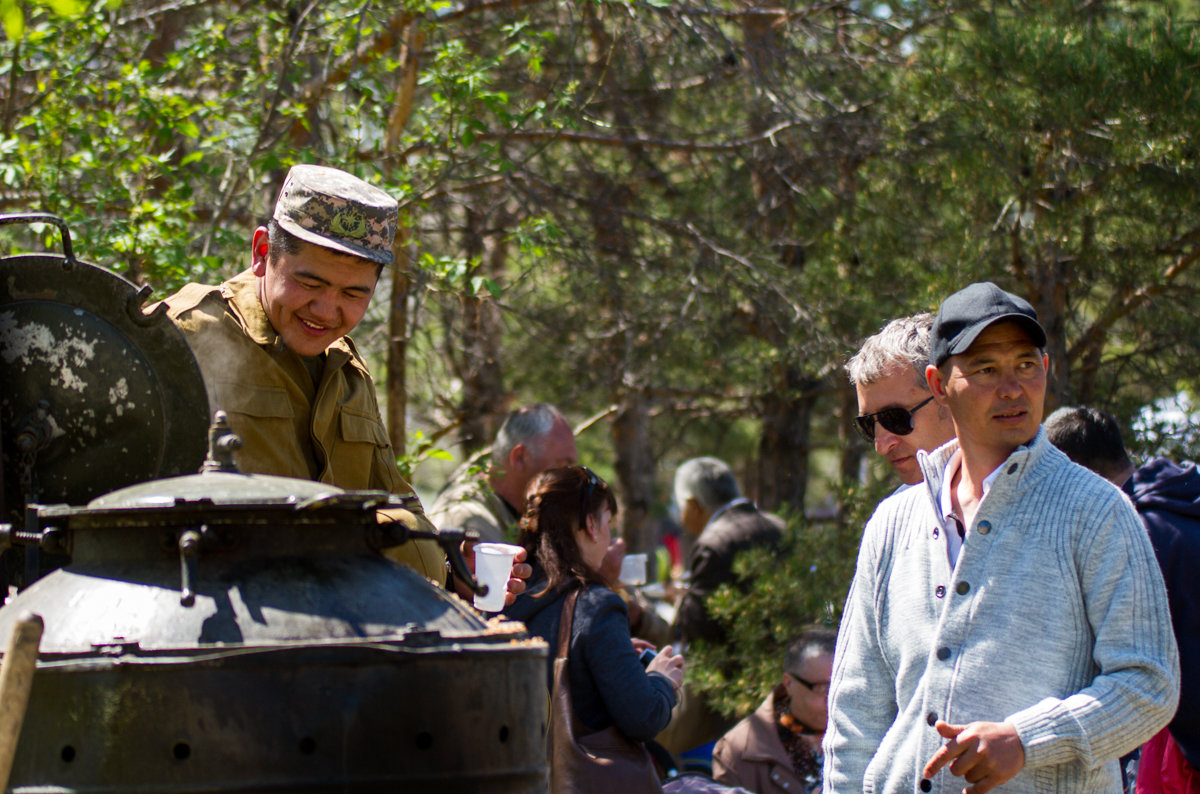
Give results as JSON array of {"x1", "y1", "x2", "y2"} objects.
[
  {"x1": 165, "y1": 165, "x2": 445, "y2": 580},
  {"x1": 429, "y1": 402, "x2": 577, "y2": 545}
]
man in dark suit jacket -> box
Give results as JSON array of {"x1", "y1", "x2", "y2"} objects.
[
  {"x1": 658, "y1": 456, "x2": 785, "y2": 758},
  {"x1": 672, "y1": 456, "x2": 785, "y2": 647}
]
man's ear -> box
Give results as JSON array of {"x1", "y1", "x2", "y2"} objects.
[
  {"x1": 926, "y1": 363, "x2": 947, "y2": 403},
  {"x1": 251, "y1": 227, "x2": 270, "y2": 276},
  {"x1": 509, "y1": 443, "x2": 529, "y2": 473}
]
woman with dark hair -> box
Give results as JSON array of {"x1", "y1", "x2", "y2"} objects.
[{"x1": 503, "y1": 465, "x2": 686, "y2": 785}]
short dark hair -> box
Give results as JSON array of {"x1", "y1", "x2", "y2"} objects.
[
  {"x1": 1044, "y1": 406, "x2": 1133, "y2": 483},
  {"x1": 266, "y1": 218, "x2": 385, "y2": 275},
  {"x1": 784, "y1": 626, "x2": 838, "y2": 675}
]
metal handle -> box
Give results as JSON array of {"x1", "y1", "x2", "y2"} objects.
[
  {"x1": 0, "y1": 213, "x2": 77, "y2": 267},
  {"x1": 179, "y1": 528, "x2": 202, "y2": 607}
]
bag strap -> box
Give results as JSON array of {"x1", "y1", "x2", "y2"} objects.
[{"x1": 556, "y1": 585, "x2": 582, "y2": 662}]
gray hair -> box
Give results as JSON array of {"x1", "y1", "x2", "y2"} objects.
[
  {"x1": 784, "y1": 626, "x2": 838, "y2": 675},
  {"x1": 492, "y1": 403, "x2": 565, "y2": 466},
  {"x1": 674, "y1": 456, "x2": 741, "y2": 512},
  {"x1": 845, "y1": 313, "x2": 935, "y2": 388}
]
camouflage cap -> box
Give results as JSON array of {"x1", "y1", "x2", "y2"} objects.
[{"x1": 272, "y1": 164, "x2": 398, "y2": 266}]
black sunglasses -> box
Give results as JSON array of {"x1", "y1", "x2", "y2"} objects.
[
  {"x1": 854, "y1": 395, "x2": 935, "y2": 442},
  {"x1": 787, "y1": 673, "x2": 831, "y2": 696},
  {"x1": 579, "y1": 466, "x2": 600, "y2": 527}
]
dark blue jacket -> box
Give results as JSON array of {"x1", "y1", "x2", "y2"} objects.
[
  {"x1": 503, "y1": 575, "x2": 677, "y2": 742},
  {"x1": 1126, "y1": 457, "x2": 1200, "y2": 767}
]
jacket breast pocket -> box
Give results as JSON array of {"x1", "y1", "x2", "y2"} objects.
[
  {"x1": 207, "y1": 382, "x2": 302, "y2": 477},
  {"x1": 332, "y1": 409, "x2": 394, "y2": 490}
]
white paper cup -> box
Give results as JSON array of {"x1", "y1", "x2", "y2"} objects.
[
  {"x1": 473, "y1": 542, "x2": 523, "y2": 612},
  {"x1": 619, "y1": 552, "x2": 648, "y2": 586}
]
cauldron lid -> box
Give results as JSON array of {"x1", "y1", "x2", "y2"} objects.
[
  {"x1": 86, "y1": 468, "x2": 348, "y2": 509},
  {"x1": 0, "y1": 215, "x2": 209, "y2": 523}
]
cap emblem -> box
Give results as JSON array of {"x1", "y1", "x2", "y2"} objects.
[{"x1": 330, "y1": 208, "x2": 367, "y2": 240}]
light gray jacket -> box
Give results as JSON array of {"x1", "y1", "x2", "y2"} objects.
[{"x1": 823, "y1": 429, "x2": 1179, "y2": 793}]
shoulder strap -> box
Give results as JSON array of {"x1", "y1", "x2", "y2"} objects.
[{"x1": 556, "y1": 586, "x2": 581, "y2": 661}]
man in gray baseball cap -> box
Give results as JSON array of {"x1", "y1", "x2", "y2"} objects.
[
  {"x1": 824, "y1": 281, "x2": 1179, "y2": 794},
  {"x1": 162, "y1": 165, "x2": 445, "y2": 579}
]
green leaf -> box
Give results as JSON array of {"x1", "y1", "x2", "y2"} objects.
[
  {"x1": 46, "y1": 0, "x2": 85, "y2": 15},
  {"x1": 1, "y1": 0, "x2": 24, "y2": 41}
]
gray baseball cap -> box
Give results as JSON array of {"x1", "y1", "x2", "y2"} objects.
[{"x1": 272, "y1": 164, "x2": 398, "y2": 266}]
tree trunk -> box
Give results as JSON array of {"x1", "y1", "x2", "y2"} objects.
[
  {"x1": 756, "y1": 365, "x2": 817, "y2": 513},
  {"x1": 612, "y1": 391, "x2": 656, "y2": 555},
  {"x1": 387, "y1": 224, "x2": 411, "y2": 452},
  {"x1": 455, "y1": 206, "x2": 507, "y2": 455}
]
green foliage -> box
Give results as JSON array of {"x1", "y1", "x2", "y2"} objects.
[
  {"x1": 6, "y1": 0, "x2": 1200, "y2": 551},
  {"x1": 394, "y1": 428, "x2": 455, "y2": 483},
  {"x1": 684, "y1": 481, "x2": 890, "y2": 719}
]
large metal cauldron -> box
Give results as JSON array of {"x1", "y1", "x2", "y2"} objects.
[{"x1": 0, "y1": 216, "x2": 549, "y2": 793}]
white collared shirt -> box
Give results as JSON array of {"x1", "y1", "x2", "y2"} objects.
[{"x1": 938, "y1": 452, "x2": 1004, "y2": 567}]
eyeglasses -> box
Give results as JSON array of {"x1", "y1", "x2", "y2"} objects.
[
  {"x1": 787, "y1": 673, "x2": 831, "y2": 696},
  {"x1": 579, "y1": 466, "x2": 599, "y2": 527},
  {"x1": 854, "y1": 395, "x2": 935, "y2": 442}
]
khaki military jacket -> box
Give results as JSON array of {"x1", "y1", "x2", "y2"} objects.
[
  {"x1": 427, "y1": 475, "x2": 520, "y2": 544},
  {"x1": 165, "y1": 270, "x2": 445, "y2": 582}
]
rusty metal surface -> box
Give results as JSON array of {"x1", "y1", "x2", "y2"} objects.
[
  {"x1": 9, "y1": 640, "x2": 547, "y2": 793},
  {"x1": 0, "y1": 252, "x2": 208, "y2": 515}
]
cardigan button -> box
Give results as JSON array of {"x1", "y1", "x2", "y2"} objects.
[
  {"x1": 977, "y1": 521, "x2": 991, "y2": 535},
  {"x1": 933, "y1": 526, "x2": 940, "y2": 539},
  {"x1": 935, "y1": 585, "x2": 946, "y2": 598},
  {"x1": 927, "y1": 711, "x2": 938, "y2": 726},
  {"x1": 937, "y1": 646, "x2": 951, "y2": 661},
  {"x1": 956, "y1": 581, "x2": 970, "y2": 595},
  {"x1": 921, "y1": 779, "x2": 933, "y2": 792}
]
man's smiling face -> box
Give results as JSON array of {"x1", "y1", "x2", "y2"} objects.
[{"x1": 252, "y1": 229, "x2": 378, "y2": 358}]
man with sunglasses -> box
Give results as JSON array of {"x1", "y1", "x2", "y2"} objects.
[
  {"x1": 824, "y1": 282, "x2": 1179, "y2": 794},
  {"x1": 847, "y1": 314, "x2": 956, "y2": 487},
  {"x1": 714, "y1": 627, "x2": 837, "y2": 793}
]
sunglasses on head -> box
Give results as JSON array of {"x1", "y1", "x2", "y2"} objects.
[
  {"x1": 579, "y1": 466, "x2": 600, "y2": 527},
  {"x1": 854, "y1": 395, "x2": 935, "y2": 442}
]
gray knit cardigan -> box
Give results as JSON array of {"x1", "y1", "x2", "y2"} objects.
[{"x1": 823, "y1": 429, "x2": 1179, "y2": 794}]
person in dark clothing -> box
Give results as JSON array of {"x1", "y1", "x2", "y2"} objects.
[
  {"x1": 1127, "y1": 457, "x2": 1200, "y2": 792},
  {"x1": 1046, "y1": 406, "x2": 1200, "y2": 792},
  {"x1": 671, "y1": 456, "x2": 785, "y2": 647},
  {"x1": 659, "y1": 456, "x2": 785, "y2": 759},
  {"x1": 503, "y1": 465, "x2": 685, "y2": 744}
]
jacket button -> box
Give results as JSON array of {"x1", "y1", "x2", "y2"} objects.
[
  {"x1": 977, "y1": 521, "x2": 991, "y2": 535},
  {"x1": 1008, "y1": 463, "x2": 1018, "y2": 474},
  {"x1": 956, "y1": 581, "x2": 970, "y2": 595},
  {"x1": 927, "y1": 711, "x2": 938, "y2": 726},
  {"x1": 921, "y1": 779, "x2": 933, "y2": 792},
  {"x1": 937, "y1": 647, "x2": 951, "y2": 661},
  {"x1": 935, "y1": 585, "x2": 946, "y2": 598}
]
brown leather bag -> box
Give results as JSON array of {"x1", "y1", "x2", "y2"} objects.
[{"x1": 548, "y1": 586, "x2": 665, "y2": 794}]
